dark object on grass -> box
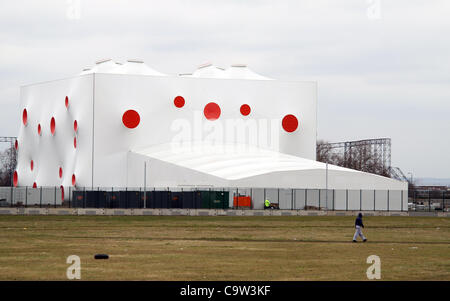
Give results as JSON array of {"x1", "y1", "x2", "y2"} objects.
[{"x1": 94, "y1": 254, "x2": 109, "y2": 259}]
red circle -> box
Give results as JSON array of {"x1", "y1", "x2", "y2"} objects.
[
  {"x1": 74, "y1": 120, "x2": 78, "y2": 132},
  {"x1": 13, "y1": 171, "x2": 18, "y2": 187},
  {"x1": 204, "y1": 102, "x2": 221, "y2": 121},
  {"x1": 14, "y1": 140, "x2": 18, "y2": 150},
  {"x1": 59, "y1": 167, "x2": 63, "y2": 178},
  {"x1": 37, "y1": 124, "x2": 41, "y2": 135},
  {"x1": 22, "y1": 109, "x2": 28, "y2": 126},
  {"x1": 50, "y1": 117, "x2": 56, "y2": 135},
  {"x1": 174, "y1": 96, "x2": 185, "y2": 108},
  {"x1": 60, "y1": 186, "x2": 64, "y2": 200},
  {"x1": 240, "y1": 104, "x2": 251, "y2": 116},
  {"x1": 282, "y1": 114, "x2": 299, "y2": 133},
  {"x1": 30, "y1": 160, "x2": 34, "y2": 171},
  {"x1": 122, "y1": 110, "x2": 140, "y2": 129},
  {"x1": 33, "y1": 182, "x2": 37, "y2": 189},
  {"x1": 65, "y1": 96, "x2": 69, "y2": 108},
  {"x1": 72, "y1": 174, "x2": 76, "y2": 186},
  {"x1": 73, "y1": 137, "x2": 77, "y2": 148}
]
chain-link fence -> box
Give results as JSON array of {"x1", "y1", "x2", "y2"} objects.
[
  {"x1": 408, "y1": 189, "x2": 450, "y2": 212},
  {"x1": 0, "y1": 186, "x2": 416, "y2": 211}
]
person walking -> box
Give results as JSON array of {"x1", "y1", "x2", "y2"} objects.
[{"x1": 353, "y1": 213, "x2": 367, "y2": 242}]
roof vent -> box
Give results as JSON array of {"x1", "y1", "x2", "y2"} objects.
[
  {"x1": 230, "y1": 64, "x2": 247, "y2": 68},
  {"x1": 127, "y1": 59, "x2": 144, "y2": 63},
  {"x1": 95, "y1": 58, "x2": 112, "y2": 65},
  {"x1": 198, "y1": 62, "x2": 213, "y2": 69}
]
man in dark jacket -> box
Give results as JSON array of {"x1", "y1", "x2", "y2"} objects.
[{"x1": 353, "y1": 213, "x2": 367, "y2": 242}]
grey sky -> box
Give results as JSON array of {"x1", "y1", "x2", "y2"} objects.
[{"x1": 0, "y1": 0, "x2": 449, "y2": 178}]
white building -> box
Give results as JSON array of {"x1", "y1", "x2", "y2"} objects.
[{"x1": 14, "y1": 59, "x2": 408, "y2": 210}]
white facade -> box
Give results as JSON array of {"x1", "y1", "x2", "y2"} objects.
[{"x1": 15, "y1": 60, "x2": 407, "y2": 203}]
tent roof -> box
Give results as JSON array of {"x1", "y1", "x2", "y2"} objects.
[{"x1": 132, "y1": 142, "x2": 355, "y2": 181}]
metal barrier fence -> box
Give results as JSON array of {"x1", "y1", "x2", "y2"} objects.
[
  {"x1": 0, "y1": 186, "x2": 414, "y2": 211},
  {"x1": 408, "y1": 189, "x2": 450, "y2": 212}
]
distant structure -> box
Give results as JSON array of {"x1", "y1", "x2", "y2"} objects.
[{"x1": 317, "y1": 138, "x2": 392, "y2": 177}]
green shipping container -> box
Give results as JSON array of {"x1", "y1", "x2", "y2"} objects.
[{"x1": 198, "y1": 191, "x2": 229, "y2": 209}]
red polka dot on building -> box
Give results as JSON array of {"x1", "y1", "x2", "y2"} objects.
[
  {"x1": 37, "y1": 124, "x2": 41, "y2": 135},
  {"x1": 59, "y1": 167, "x2": 63, "y2": 178},
  {"x1": 13, "y1": 171, "x2": 18, "y2": 187},
  {"x1": 14, "y1": 140, "x2": 18, "y2": 150},
  {"x1": 74, "y1": 137, "x2": 77, "y2": 149},
  {"x1": 72, "y1": 174, "x2": 76, "y2": 186},
  {"x1": 240, "y1": 104, "x2": 251, "y2": 116},
  {"x1": 174, "y1": 96, "x2": 185, "y2": 108},
  {"x1": 65, "y1": 96, "x2": 69, "y2": 108},
  {"x1": 282, "y1": 114, "x2": 299, "y2": 133},
  {"x1": 73, "y1": 120, "x2": 78, "y2": 132},
  {"x1": 30, "y1": 160, "x2": 34, "y2": 171},
  {"x1": 22, "y1": 109, "x2": 28, "y2": 126},
  {"x1": 122, "y1": 110, "x2": 140, "y2": 129},
  {"x1": 50, "y1": 117, "x2": 56, "y2": 135},
  {"x1": 33, "y1": 182, "x2": 37, "y2": 188},
  {"x1": 204, "y1": 102, "x2": 221, "y2": 121}
]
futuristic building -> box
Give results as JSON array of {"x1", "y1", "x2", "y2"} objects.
[{"x1": 14, "y1": 59, "x2": 408, "y2": 209}]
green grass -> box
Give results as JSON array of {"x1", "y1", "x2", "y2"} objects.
[{"x1": 0, "y1": 215, "x2": 448, "y2": 280}]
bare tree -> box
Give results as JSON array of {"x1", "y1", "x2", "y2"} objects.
[{"x1": 0, "y1": 146, "x2": 17, "y2": 186}]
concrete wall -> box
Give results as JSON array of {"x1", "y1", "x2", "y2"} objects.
[{"x1": 1, "y1": 207, "x2": 448, "y2": 217}]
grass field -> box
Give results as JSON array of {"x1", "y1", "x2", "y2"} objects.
[{"x1": 0, "y1": 215, "x2": 448, "y2": 280}]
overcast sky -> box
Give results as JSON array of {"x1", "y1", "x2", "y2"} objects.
[{"x1": 0, "y1": 0, "x2": 449, "y2": 178}]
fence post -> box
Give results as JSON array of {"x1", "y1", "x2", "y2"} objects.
[
  {"x1": 111, "y1": 187, "x2": 114, "y2": 209},
  {"x1": 209, "y1": 188, "x2": 212, "y2": 209},
  {"x1": 319, "y1": 189, "x2": 321, "y2": 211},
  {"x1": 83, "y1": 187, "x2": 86, "y2": 208},
  {"x1": 97, "y1": 187, "x2": 100, "y2": 208},
  {"x1": 263, "y1": 188, "x2": 266, "y2": 208},
  {"x1": 39, "y1": 186, "x2": 42, "y2": 208},
  {"x1": 25, "y1": 186, "x2": 27, "y2": 208},
  {"x1": 167, "y1": 187, "x2": 170, "y2": 209},
  {"x1": 374, "y1": 190, "x2": 376, "y2": 211},
  {"x1": 428, "y1": 190, "x2": 431, "y2": 212},
  {"x1": 181, "y1": 187, "x2": 184, "y2": 209},
  {"x1": 443, "y1": 190, "x2": 445, "y2": 212},
  {"x1": 10, "y1": 186, "x2": 13, "y2": 207},
  {"x1": 401, "y1": 190, "x2": 404, "y2": 211},
  {"x1": 305, "y1": 189, "x2": 308, "y2": 210},
  {"x1": 69, "y1": 187, "x2": 71, "y2": 208},
  {"x1": 223, "y1": 188, "x2": 226, "y2": 210},
  {"x1": 345, "y1": 189, "x2": 348, "y2": 211},
  {"x1": 54, "y1": 186, "x2": 57, "y2": 208},
  {"x1": 236, "y1": 187, "x2": 238, "y2": 209},
  {"x1": 277, "y1": 188, "x2": 280, "y2": 207},
  {"x1": 387, "y1": 190, "x2": 390, "y2": 212}
]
